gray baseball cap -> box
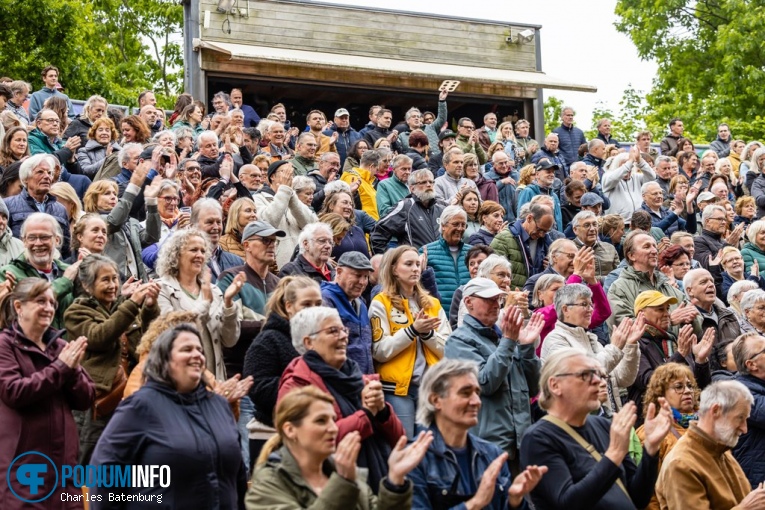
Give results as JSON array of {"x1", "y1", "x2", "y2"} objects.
[
  {"x1": 337, "y1": 251, "x2": 373, "y2": 271},
  {"x1": 241, "y1": 221, "x2": 286, "y2": 241}
]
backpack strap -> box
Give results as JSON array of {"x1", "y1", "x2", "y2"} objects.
[{"x1": 542, "y1": 414, "x2": 630, "y2": 499}]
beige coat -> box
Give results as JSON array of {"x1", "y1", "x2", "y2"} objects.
[
  {"x1": 157, "y1": 275, "x2": 240, "y2": 380},
  {"x1": 252, "y1": 185, "x2": 317, "y2": 269},
  {"x1": 541, "y1": 320, "x2": 640, "y2": 411}
]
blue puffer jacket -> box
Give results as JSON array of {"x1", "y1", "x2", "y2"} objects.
[
  {"x1": 553, "y1": 123, "x2": 586, "y2": 166},
  {"x1": 422, "y1": 237, "x2": 471, "y2": 312},
  {"x1": 320, "y1": 281, "x2": 374, "y2": 374},
  {"x1": 733, "y1": 373, "x2": 765, "y2": 488},
  {"x1": 408, "y1": 424, "x2": 519, "y2": 510},
  {"x1": 5, "y1": 188, "x2": 71, "y2": 259}
]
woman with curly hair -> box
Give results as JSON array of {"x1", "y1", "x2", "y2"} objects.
[
  {"x1": 320, "y1": 190, "x2": 370, "y2": 259},
  {"x1": 120, "y1": 115, "x2": 151, "y2": 145},
  {"x1": 635, "y1": 363, "x2": 701, "y2": 510},
  {"x1": 220, "y1": 197, "x2": 258, "y2": 258},
  {"x1": 156, "y1": 228, "x2": 245, "y2": 380},
  {"x1": 516, "y1": 164, "x2": 536, "y2": 192},
  {"x1": 76, "y1": 117, "x2": 121, "y2": 178}
]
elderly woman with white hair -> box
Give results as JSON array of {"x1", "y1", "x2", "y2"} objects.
[
  {"x1": 156, "y1": 228, "x2": 244, "y2": 380},
  {"x1": 409, "y1": 358, "x2": 547, "y2": 509},
  {"x1": 421, "y1": 205, "x2": 472, "y2": 311},
  {"x1": 727, "y1": 280, "x2": 760, "y2": 332},
  {"x1": 741, "y1": 220, "x2": 765, "y2": 274},
  {"x1": 542, "y1": 284, "x2": 642, "y2": 412},
  {"x1": 5, "y1": 153, "x2": 72, "y2": 257},
  {"x1": 454, "y1": 254, "x2": 529, "y2": 327},
  {"x1": 521, "y1": 348, "x2": 673, "y2": 510},
  {"x1": 739, "y1": 289, "x2": 765, "y2": 335},
  {"x1": 602, "y1": 144, "x2": 656, "y2": 222},
  {"x1": 278, "y1": 306, "x2": 405, "y2": 493}
]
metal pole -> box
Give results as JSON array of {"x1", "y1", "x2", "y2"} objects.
[
  {"x1": 183, "y1": 0, "x2": 204, "y2": 99},
  {"x1": 533, "y1": 28, "x2": 545, "y2": 141}
]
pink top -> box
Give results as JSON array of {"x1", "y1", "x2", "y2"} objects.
[{"x1": 533, "y1": 274, "x2": 612, "y2": 356}]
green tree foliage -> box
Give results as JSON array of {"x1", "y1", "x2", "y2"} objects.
[
  {"x1": 585, "y1": 84, "x2": 649, "y2": 142},
  {"x1": 615, "y1": 0, "x2": 765, "y2": 142},
  {"x1": 0, "y1": 0, "x2": 182, "y2": 109},
  {"x1": 543, "y1": 95, "x2": 564, "y2": 135}
]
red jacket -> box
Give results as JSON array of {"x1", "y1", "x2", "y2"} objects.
[
  {"x1": 0, "y1": 324, "x2": 95, "y2": 509},
  {"x1": 278, "y1": 356, "x2": 404, "y2": 446}
]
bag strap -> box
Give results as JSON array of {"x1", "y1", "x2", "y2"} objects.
[{"x1": 542, "y1": 414, "x2": 630, "y2": 499}]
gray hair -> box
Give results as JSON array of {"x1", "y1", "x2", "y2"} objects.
[
  {"x1": 740, "y1": 289, "x2": 765, "y2": 314},
  {"x1": 587, "y1": 139, "x2": 604, "y2": 151},
  {"x1": 553, "y1": 283, "x2": 592, "y2": 317},
  {"x1": 143, "y1": 324, "x2": 203, "y2": 386},
  {"x1": 682, "y1": 268, "x2": 711, "y2": 296},
  {"x1": 698, "y1": 380, "x2": 753, "y2": 417},
  {"x1": 475, "y1": 254, "x2": 511, "y2": 279},
  {"x1": 702, "y1": 205, "x2": 726, "y2": 226},
  {"x1": 156, "y1": 228, "x2": 211, "y2": 279},
  {"x1": 405, "y1": 107, "x2": 421, "y2": 122},
  {"x1": 532, "y1": 274, "x2": 565, "y2": 308},
  {"x1": 391, "y1": 154, "x2": 412, "y2": 169},
  {"x1": 416, "y1": 359, "x2": 479, "y2": 426},
  {"x1": 292, "y1": 175, "x2": 316, "y2": 193},
  {"x1": 539, "y1": 348, "x2": 598, "y2": 410},
  {"x1": 257, "y1": 119, "x2": 273, "y2": 137},
  {"x1": 733, "y1": 333, "x2": 764, "y2": 375},
  {"x1": 360, "y1": 149, "x2": 382, "y2": 168},
  {"x1": 518, "y1": 203, "x2": 531, "y2": 219},
  {"x1": 298, "y1": 222, "x2": 333, "y2": 254},
  {"x1": 190, "y1": 197, "x2": 222, "y2": 226},
  {"x1": 19, "y1": 154, "x2": 56, "y2": 187},
  {"x1": 157, "y1": 179, "x2": 181, "y2": 198},
  {"x1": 407, "y1": 169, "x2": 433, "y2": 187},
  {"x1": 569, "y1": 161, "x2": 587, "y2": 173},
  {"x1": 197, "y1": 130, "x2": 218, "y2": 147},
  {"x1": 20, "y1": 212, "x2": 63, "y2": 247},
  {"x1": 174, "y1": 126, "x2": 195, "y2": 142},
  {"x1": 656, "y1": 155, "x2": 672, "y2": 166},
  {"x1": 443, "y1": 148, "x2": 464, "y2": 165},
  {"x1": 439, "y1": 205, "x2": 467, "y2": 229},
  {"x1": 728, "y1": 280, "x2": 759, "y2": 306},
  {"x1": 83, "y1": 95, "x2": 108, "y2": 116},
  {"x1": 571, "y1": 210, "x2": 596, "y2": 229},
  {"x1": 561, "y1": 106, "x2": 575, "y2": 116},
  {"x1": 212, "y1": 91, "x2": 231, "y2": 106},
  {"x1": 641, "y1": 181, "x2": 661, "y2": 195},
  {"x1": 297, "y1": 132, "x2": 316, "y2": 146},
  {"x1": 266, "y1": 121, "x2": 284, "y2": 134},
  {"x1": 9, "y1": 80, "x2": 30, "y2": 96},
  {"x1": 715, "y1": 158, "x2": 732, "y2": 173},
  {"x1": 117, "y1": 142, "x2": 143, "y2": 168},
  {"x1": 290, "y1": 306, "x2": 341, "y2": 354},
  {"x1": 78, "y1": 254, "x2": 119, "y2": 294},
  {"x1": 153, "y1": 130, "x2": 177, "y2": 146},
  {"x1": 323, "y1": 180, "x2": 351, "y2": 195},
  {"x1": 747, "y1": 220, "x2": 765, "y2": 244}
]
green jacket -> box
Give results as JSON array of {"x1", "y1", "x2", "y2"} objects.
[
  {"x1": 376, "y1": 176, "x2": 409, "y2": 217},
  {"x1": 291, "y1": 155, "x2": 318, "y2": 177},
  {"x1": 0, "y1": 254, "x2": 73, "y2": 329},
  {"x1": 246, "y1": 445, "x2": 412, "y2": 509},
  {"x1": 455, "y1": 135, "x2": 488, "y2": 164},
  {"x1": 63, "y1": 295, "x2": 159, "y2": 392},
  {"x1": 606, "y1": 265, "x2": 702, "y2": 336},
  {"x1": 490, "y1": 233, "x2": 527, "y2": 289},
  {"x1": 742, "y1": 242, "x2": 765, "y2": 274}
]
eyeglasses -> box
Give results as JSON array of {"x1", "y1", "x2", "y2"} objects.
[
  {"x1": 24, "y1": 234, "x2": 54, "y2": 243},
  {"x1": 748, "y1": 347, "x2": 765, "y2": 362},
  {"x1": 669, "y1": 383, "x2": 697, "y2": 393},
  {"x1": 251, "y1": 237, "x2": 278, "y2": 246},
  {"x1": 707, "y1": 217, "x2": 727, "y2": 223},
  {"x1": 530, "y1": 219, "x2": 550, "y2": 236},
  {"x1": 160, "y1": 196, "x2": 180, "y2": 204},
  {"x1": 40, "y1": 118, "x2": 60, "y2": 124},
  {"x1": 579, "y1": 222, "x2": 599, "y2": 230},
  {"x1": 309, "y1": 325, "x2": 349, "y2": 338},
  {"x1": 555, "y1": 369, "x2": 606, "y2": 384},
  {"x1": 568, "y1": 302, "x2": 594, "y2": 310},
  {"x1": 415, "y1": 179, "x2": 435, "y2": 186},
  {"x1": 460, "y1": 125, "x2": 475, "y2": 130}
]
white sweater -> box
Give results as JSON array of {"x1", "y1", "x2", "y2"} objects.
[{"x1": 601, "y1": 160, "x2": 656, "y2": 222}]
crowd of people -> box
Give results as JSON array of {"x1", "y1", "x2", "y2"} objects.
[{"x1": 2, "y1": 65, "x2": 765, "y2": 509}]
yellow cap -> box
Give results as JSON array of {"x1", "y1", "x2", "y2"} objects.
[{"x1": 634, "y1": 290, "x2": 678, "y2": 315}]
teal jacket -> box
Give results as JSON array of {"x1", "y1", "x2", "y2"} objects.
[
  {"x1": 376, "y1": 176, "x2": 409, "y2": 217},
  {"x1": 742, "y1": 242, "x2": 765, "y2": 274},
  {"x1": 421, "y1": 237, "x2": 471, "y2": 311},
  {"x1": 516, "y1": 184, "x2": 563, "y2": 231}
]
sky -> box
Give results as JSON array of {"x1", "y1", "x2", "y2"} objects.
[{"x1": 326, "y1": 0, "x2": 658, "y2": 131}]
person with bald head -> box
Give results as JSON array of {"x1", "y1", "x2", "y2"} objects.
[
  {"x1": 531, "y1": 132, "x2": 568, "y2": 181},
  {"x1": 640, "y1": 181, "x2": 696, "y2": 236},
  {"x1": 139, "y1": 104, "x2": 160, "y2": 137},
  {"x1": 491, "y1": 203, "x2": 556, "y2": 289},
  {"x1": 684, "y1": 268, "x2": 741, "y2": 344}
]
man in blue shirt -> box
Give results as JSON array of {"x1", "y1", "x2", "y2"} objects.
[{"x1": 29, "y1": 65, "x2": 75, "y2": 120}]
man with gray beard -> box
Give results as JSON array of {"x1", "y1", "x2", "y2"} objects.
[{"x1": 371, "y1": 169, "x2": 445, "y2": 254}]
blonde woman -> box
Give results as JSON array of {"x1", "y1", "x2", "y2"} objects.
[
  {"x1": 369, "y1": 245, "x2": 450, "y2": 437},
  {"x1": 220, "y1": 197, "x2": 257, "y2": 258},
  {"x1": 50, "y1": 181, "x2": 84, "y2": 233}
]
